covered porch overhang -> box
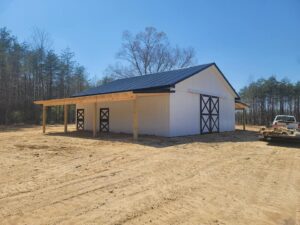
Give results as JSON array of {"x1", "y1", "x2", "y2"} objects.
[
  {"x1": 34, "y1": 91, "x2": 170, "y2": 140},
  {"x1": 235, "y1": 99, "x2": 249, "y2": 131}
]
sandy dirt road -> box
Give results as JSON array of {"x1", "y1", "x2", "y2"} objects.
[{"x1": 0, "y1": 125, "x2": 299, "y2": 225}]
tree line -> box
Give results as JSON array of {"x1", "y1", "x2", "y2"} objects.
[
  {"x1": 2, "y1": 26, "x2": 298, "y2": 127},
  {"x1": 0, "y1": 27, "x2": 90, "y2": 125},
  {"x1": 0, "y1": 26, "x2": 196, "y2": 125},
  {"x1": 237, "y1": 76, "x2": 300, "y2": 126}
]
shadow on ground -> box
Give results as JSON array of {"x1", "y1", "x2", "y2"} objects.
[
  {"x1": 0, "y1": 124, "x2": 37, "y2": 132},
  {"x1": 46, "y1": 129, "x2": 260, "y2": 148},
  {"x1": 266, "y1": 140, "x2": 300, "y2": 149}
]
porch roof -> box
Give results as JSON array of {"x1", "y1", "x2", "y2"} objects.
[
  {"x1": 235, "y1": 100, "x2": 249, "y2": 110},
  {"x1": 33, "y1": 92, "x2": 168, "y2": 106}
]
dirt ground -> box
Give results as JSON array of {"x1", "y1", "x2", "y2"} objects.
[{"x1": 0, "y1": 125, "x2": 299, "y2": 225}]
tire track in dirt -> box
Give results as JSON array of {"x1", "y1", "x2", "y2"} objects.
[
  {"x1": 0, "y1": 144, "x2": 169, "y2": 223},
  {"x1": 1, "y1": 144, "x2": 220, "y2": 223},
  {"x1": 1, "y1": 126, "x2": 299, "y2": 225},
  {"x1": 0, "y1": 147, "x2": 144, "y2": 201},
  {"x1": 98, "y1": 143, "x2": 299, "y2": 225},
  {"x1": 59, "y1": 145, "x2": 255, "y2": 225}
]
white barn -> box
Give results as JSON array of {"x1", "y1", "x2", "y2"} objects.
[{"x1": 35, "y1": 63, "x2": 241, "y2": 139}]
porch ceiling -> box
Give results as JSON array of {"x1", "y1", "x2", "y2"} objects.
[{"x1": 235, "y1": 100, "x2": 249, "y2": 110}]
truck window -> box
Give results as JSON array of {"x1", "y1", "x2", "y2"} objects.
[{"x1": 276, "y1": 116, "x2": 295, "y2": 122}]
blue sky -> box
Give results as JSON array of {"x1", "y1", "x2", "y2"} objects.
[{"x1": 0, "y1": 0, "x2": 299, "y2": 91}]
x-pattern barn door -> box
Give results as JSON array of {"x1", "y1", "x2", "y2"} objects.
[
  {"x1": 76, "y1": 109, "x2": 85, "y2": 131},
  {"x1": 200, "y1": 95, "x2": 219, "y2": 134},
  {"x1": 100, "y1": 108, "x2": 109, "y2": 132}
]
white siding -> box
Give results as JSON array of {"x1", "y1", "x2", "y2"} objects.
[
  {"x1": 76, "y1": 94, "x2": 170, "y2": 136},
  {"x1": 137, "y1": 95, "x2": 170, "y2": 136},
  {"x1": 169, "y1": 65, "x2": 236, "y2": 136}
]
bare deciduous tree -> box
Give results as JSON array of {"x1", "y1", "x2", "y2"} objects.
[
  {"x1": 106, "y1": 27, "x2": 196, "y2": 79},
  {"x1": 30, "y1": 27, "x2": 53, "y2": 51}
]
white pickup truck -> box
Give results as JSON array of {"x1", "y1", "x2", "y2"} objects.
[{"x1": 272, "y1": 115, "x2": 299, "y2": 129}]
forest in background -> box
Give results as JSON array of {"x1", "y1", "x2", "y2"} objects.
[
  {"x1": 0, "y1": 26, "x2": 197, "y2": 125},
  {"x1": 1, "y1": 27, "x2": 299, "y2": 126},
  {"x1": 236, "y1": 77, "x2": 300, "y2": 126},
  {"x1": 0, "y1": 27, "x2": 90, "y2": 125}
]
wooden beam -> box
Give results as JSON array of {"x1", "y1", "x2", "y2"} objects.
[
  {"x1": 64, "y1": 105, "x2": 68, "y2": 133},
  {"x1": 93, "y1": 102, "x2": 97, "y2": 137},
  {"x1": 133, "y1": 98, "x2": 139, "y2": 141},
  {"x1": 42, "y1": 105, "x2": 47, "y2": 134},
  {"x1": 235, "y1": 101, "x2": 249, "y2": 110},
  {"x1": 135, "y1": 93, "x2": 170, "y2": 97},
  {"x1": 33, "y1": 91, "x2": 171, "y2": 107},
  {"x1": 34, "y1": 91, "x2": 136, "y2": 106},
  {"x1": 243, "y1": 109, "x2": 246, "y2": 131},
  {"x1": 75, "y1": 106, "x2": 78, "y2": 131}
]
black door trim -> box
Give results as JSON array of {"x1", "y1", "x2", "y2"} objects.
[
  {"x1": 99, "y1": 108, "x2": 109, "y2": 132},
  {"x1": 76, "y1": 109, "x2": 84, "y2": 131},
  {"x1": 200, "y1": 95, "x2": 219, "y2": 134}
]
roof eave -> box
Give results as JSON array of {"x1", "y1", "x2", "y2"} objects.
[{"x1": 71, "y1": 85, "x2": 174, "y2": 98}]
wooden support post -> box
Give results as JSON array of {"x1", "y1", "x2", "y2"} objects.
[
  {"x1": 133, "y1": 98, "x2": 139, "y2": 141},
  {"x1": 93, "y1": 102, "x2": 97, "y2": 137},
  {"x1": 243, "y1": 109, "x2": 246, "y2": 131},
  {"x1": 75, "y1": 106, "x2": 78, "y2": 131},
  {"x1": 42, "y1": 105, "x2": 47, "y2": 133},
  {"x1": 64, "y1": 105, "x2": 68, "y2": 133}
]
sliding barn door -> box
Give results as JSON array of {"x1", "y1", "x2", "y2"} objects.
[{"x1": 200, "y1": 95, "x2": 219, "y2": 134}]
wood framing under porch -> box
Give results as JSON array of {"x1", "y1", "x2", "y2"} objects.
[
  {"x1": 34, "y1": 91, "x2": 168, "y2": 141},
  {"x1": 235, "y1": 100, "x2": 249, "y2": 131}
]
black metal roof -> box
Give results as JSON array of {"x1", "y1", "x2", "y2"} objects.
[{"x1": 72, "y1": 63, "x2": 239, "y2": 98}]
